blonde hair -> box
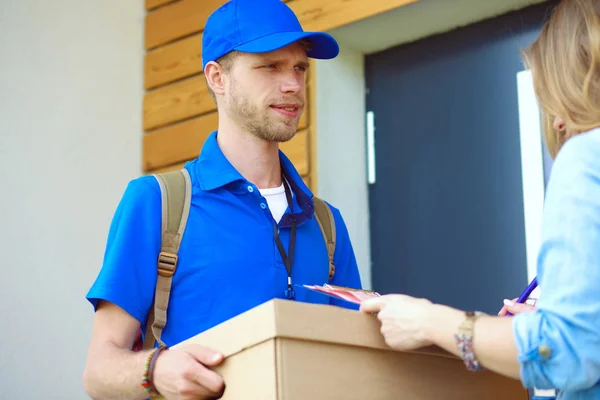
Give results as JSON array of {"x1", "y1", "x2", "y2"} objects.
[{"x1": 522, "y1": 0, "x2": 600, "y2": 158}]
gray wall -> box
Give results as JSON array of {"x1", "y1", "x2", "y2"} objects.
[
  {"x1": 0, "y1": 1, "x2": 144, "y2": 397},
  {"x1": 315, "y1": 45, "x2": 372, "y2": 290}
]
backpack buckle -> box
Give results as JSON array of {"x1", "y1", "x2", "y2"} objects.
[{"x1": 158, "y1": 252, "x2": 178, "y2": 277}]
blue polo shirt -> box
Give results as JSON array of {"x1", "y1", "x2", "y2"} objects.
[{"x1": 86, "y1": 131, "x2": 362, "y2": 346}]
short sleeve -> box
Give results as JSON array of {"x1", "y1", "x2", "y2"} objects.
[{"x1": 86, "y1": 176, "x2": 162, "y2": 325}]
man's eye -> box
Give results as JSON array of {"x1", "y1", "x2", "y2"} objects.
[{"x1": 296, "y1": 66, "x2": 307, "y2": 72}]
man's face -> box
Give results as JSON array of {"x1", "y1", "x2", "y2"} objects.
[{"x1": 222, "y1": 42, "x2": 308, "y2": 143}]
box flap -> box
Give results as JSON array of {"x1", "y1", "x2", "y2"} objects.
[
  {"x1": 175, "y1": 299, "x2": 456, "y2": 360},
  {"x1": 270, "y1": 300, "x2": 455, "y2": 359},
  {"x1": 173, "y1": 300, "x2": 280, "y2": 357}
]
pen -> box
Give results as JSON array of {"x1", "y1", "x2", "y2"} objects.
[{"x1": 506, "y1": 276, "x2": 538, "y2": 316}]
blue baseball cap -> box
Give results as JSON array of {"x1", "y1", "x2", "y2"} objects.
[{"x1": 202, "y1": 0, "x2": 340, "y2": 71}]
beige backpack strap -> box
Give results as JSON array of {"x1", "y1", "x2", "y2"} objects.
[
  {"x1": 313, "y1": 196, "x2": 336, "y2": 281},
  {"x1": 143, "y1": 168, "x2": 192, "y2": 349}
]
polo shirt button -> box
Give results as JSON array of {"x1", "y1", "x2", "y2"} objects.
[
  {"x1": 260, "y1": 203, "x2": 267, "y2": 209},
  {"x1": 247, "y1": 186, "x2": 254, "y2": 193},
  {"x1": 537, "y1": 344, "x2": 551, "y2": 359}
]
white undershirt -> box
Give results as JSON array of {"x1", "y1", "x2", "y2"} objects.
[{"x1": 259, "y1": 183, "x2": 288, "y2": 223}]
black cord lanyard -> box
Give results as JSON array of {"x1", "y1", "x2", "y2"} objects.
[{"x1": 273, "y1": 175, "x2": 297, "y2": 300}]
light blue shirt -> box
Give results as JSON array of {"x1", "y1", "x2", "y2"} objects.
[{"x1": 513, "y1": 128, "x2": 600, "y2": 399}]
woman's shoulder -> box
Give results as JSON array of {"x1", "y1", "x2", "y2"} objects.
[
  {"x1": 558, "y1": 127, "x2": 600, "y2": 160},
  {"x1": 553, "y1": 127, "x2": 600, "y2": 177}
]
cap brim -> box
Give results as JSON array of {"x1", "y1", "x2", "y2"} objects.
[{"x1": 233, "y1": 31, "x2": 339, "y2": 59}]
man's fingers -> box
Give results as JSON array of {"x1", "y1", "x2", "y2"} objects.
[
  {"x1": 174, "y1": 377, "x2": 220, "y2": 398},
  {"x1": 181, "y1": 344, "x2": 225, "y2": 394},
  {"x1": 191, "y1": 363, "x2": 225, "y2": 395},
  {"x1": 183, "y1": 344, "x2": 224, "y2": 366},
  {"x1": 178, "y1": 357, "x2": 225, "y2": 396}
]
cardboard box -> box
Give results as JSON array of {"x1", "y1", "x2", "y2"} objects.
[{"x1": 163, "y1": 299, "x2": 528, "y2": 400}]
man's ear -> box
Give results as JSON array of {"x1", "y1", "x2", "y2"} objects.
[{"x1": 205, "y1": 61, "x2": 226, "y2": 96}]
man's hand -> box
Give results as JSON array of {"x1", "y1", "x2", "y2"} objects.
[
  {"x1": 153, "y1": 344, "x2": 226, "y2": 400},
  {"x1": 82, "y1": 301, "x2": 226, "y2": 400},
  {"x1": 497, "y1": 298, "x2": 536, "y2": 316},
  {"x1": 359, "y1": 294, "x2": 436, "y2": 351}
]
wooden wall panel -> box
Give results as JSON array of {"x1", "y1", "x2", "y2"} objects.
[
  {"x1": 152, "y1": 162, "x2": 312, "y2": 186},
  {"x1": 298, "y1": 102, "x2": 308, "y2": 131},
  {"x1": 146, "y1": 0, "x2": 178, "y2": 11},
  {"x1": 143, "y1": 0, "x2": 417, "y2": 89},
  {"x1": 145, "y1": 0, "x2": 416, "y2": 50},
  {"x1": 143, "y1": 110, "x2": 308, "y2": 171},
  {"x1": 307, "y1": 59, "x2": 318, "y2": 193},
  {"x1": 302, "y1": 175, "x2": 311, "y2": 189},
  {"x1": 143, "y1": 0, "x2": 419, "y2": 193},
  {"x1": 152, "y1": 161, "x2": 188, "y2": 174},
  {"x1": 145, "y1": 0, "x2": 226, "y2": 49},
  {"x1": 143, "y1": 112, "x2": 218, "y2": 170},
  {"x1": 144, "y1": 76, "x2": 309, "y2": 132},
  {"x1": 146, "y1": 0, "x2": 294, "y2": 50},
  {"x1": 143, "y1": 75, "x2": 213, "y2": 130},
  {"x1": 279, "y1": 129, "x2": 309, "y2": 176},
  {"x1": 145, "y1": 128, "x2": 309, "y2": 176},
  {"x1": 290, "y1": 0, "x2": 418, "y2": 32},
  {"x1": 145, "y1": 34, "x2": 203, "y2": 89}
]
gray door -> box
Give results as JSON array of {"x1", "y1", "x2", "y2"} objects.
[{"x1": 365, "y1": 1, "x2": 558, "y2": 314}]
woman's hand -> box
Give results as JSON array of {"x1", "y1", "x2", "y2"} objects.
[
  {"x1": 497, "y1": 298, "x2": 536, "y2": 316},
  {"x1": 359, "y1": 294, "x2": 437, "y2": 351}
]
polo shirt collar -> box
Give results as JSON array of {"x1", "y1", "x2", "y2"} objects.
[
  {"x1": 196, "y1": 131, "x2": 245, "y2": 191},
  {"x1": 194, "y1": 131, "x2": 315, "y2": 225}
]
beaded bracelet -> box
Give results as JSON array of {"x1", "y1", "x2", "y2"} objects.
[
  {"x1": 455, "y1": 311, "x2": 485, "y2": 372},
  {"x1": 455, "y1": 332, "x2": 485, "y2": 371},
  {"x1": 142, "y1": 344, "x2": 168, "y2": 396}
]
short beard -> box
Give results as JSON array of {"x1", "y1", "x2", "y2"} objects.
[{"x1": 227, "y1": 78, "x2": 300, "y2": 143}]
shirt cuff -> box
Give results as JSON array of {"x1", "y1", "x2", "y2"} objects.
[{"x1": 512, "y1": 311, "x2": 555, "y2": 390}]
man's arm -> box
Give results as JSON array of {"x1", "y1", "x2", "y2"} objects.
[
  {"x1": 83, "y1": 301, "x2": 226, "y2": 400},
  {"x1": 83, "y1": 301, "x2": 152, "y2": 399}
]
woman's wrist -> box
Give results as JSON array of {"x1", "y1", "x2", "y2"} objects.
[{"x1": 422, "y1": 304, "x2": 465, "y2": 351}]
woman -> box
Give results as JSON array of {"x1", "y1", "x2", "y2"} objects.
[{"x1": 360, "y1": 0, "x2": 600, "y2": 398}]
